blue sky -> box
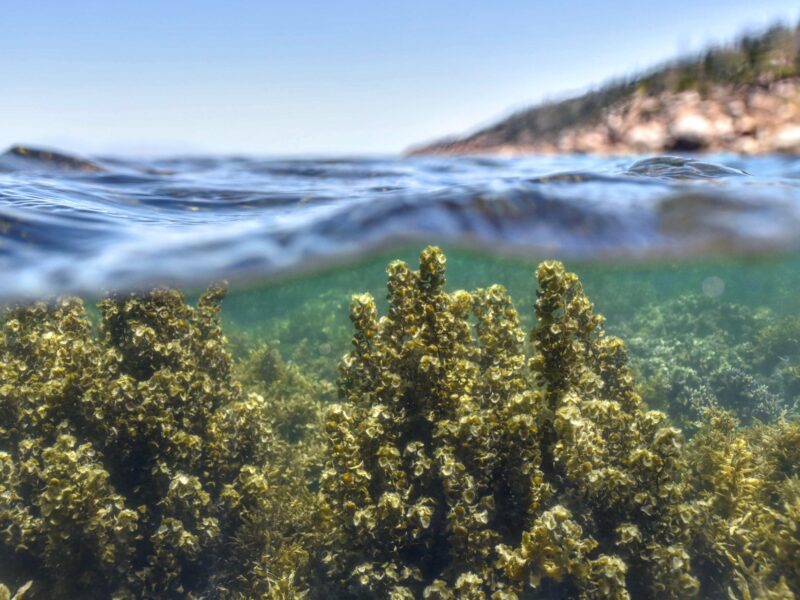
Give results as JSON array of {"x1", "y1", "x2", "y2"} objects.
[{"x1": 1, "y1": 1, "x2": 798, "y2": 156}]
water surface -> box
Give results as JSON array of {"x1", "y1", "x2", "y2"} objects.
[{"x1": 2, "y1": 146, "x2": 799, "y2": 298}]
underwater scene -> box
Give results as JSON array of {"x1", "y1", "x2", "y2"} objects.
[{"x1": 2, "y1": 150, "x2": 800, "y2": 599}]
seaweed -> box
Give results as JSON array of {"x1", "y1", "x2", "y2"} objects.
[
  {"x1": 1, "y1": 247, "x2": 799, "y2": 599},
  {"x1": 623, "y1": 294, "x2": 797, "y2": 427},
  {"x1": 0, "y1": 288, "x2": 315, "y2": 598},
  {"x1": 321, "y1": 249, "x2": 698, "y2": 598}
]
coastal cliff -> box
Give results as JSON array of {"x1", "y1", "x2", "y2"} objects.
[{"x1": 409, "y1": 24, "x2": 800, "y2": 156}]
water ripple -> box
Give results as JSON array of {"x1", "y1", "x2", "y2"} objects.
[{"x1": 0, "y1": 146, "x2": 798, "y2": 299}]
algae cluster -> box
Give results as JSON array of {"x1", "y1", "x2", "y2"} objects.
[
  {"x1": 0, "y1": 288, "x2": 318, "y2": 598},
  {"x1": 1, "y1": 247, "x2": 799, "y2": 599},
  {"x1": 623, "y1": 293, "x2": 800, "y2": 428}
]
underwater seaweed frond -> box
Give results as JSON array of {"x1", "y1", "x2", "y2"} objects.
[
  {"x1": 321, "y1": 246, "x2": 544, "y2": 597},
  {"x1": 236, "y1": 341, "x2": 330, "y2": 447},
  {"x1": 494, "y1": 505, "x2": 600, "y2": 590},
  {"x1": 0, "y1": 285, "x2": 315, "y2": 599},
  {"x1": 531, "y1": 260, "x2": 608, "y2": 411},
  {"x1": 226, "y1": 285, "x2": 353, "y2": 386},
  {"x1": 234, "y1": 340, "x2": 330, "y2": 491},
  {"x1": 321, "y1": 247, "x2": 705, "y2": 598},
  {"x1": 771, "y1": 477, "x2": 800, "y2": 587},
  {"x1": 0, "y1": 581, "x2": 32, "y2": 600},
  {"x1": 213, "y1": 463, "x2": 318, "y2": 598},
  {"x1": 532, "y1": 260, "x2": 699, "y2": 599},
  {"x1": 683, "y1": 409, "x2": 800, "y2": 597},
  {"x1": 0, "y1": 434, "x2": 138, "y2": 593},
  {"x1": 0, "y1": 297, "x2": 98, "y2": 445}
]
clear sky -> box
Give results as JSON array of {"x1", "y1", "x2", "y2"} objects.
[{"x1": 1, "y1": 1, "x2": 798, "y2": 156}]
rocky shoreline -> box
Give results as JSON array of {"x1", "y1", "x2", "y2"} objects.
[{"x1": 409, "y1": 78, "x2": 800, "y2": 156}]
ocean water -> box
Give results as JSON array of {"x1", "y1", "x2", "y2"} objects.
[
  {"x1": 2, "y1": 146, "x2": 800, "y2": 599},
  {"x1": 1, "y1": 147, "x2": 799, "y2": 298}
]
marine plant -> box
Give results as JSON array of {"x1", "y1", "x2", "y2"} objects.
[
  {"x1": 623, "y1": 294, "x2": 794, "y2": 427},
  {"x1": 320, "y1": 247, "x2": 701, "y2": 599},
  {"x1": 682, "y1": 409, "x2": 800, "y2": 597},
  {"x1": 0, "y1": 581, "x2": 31, "y2": 600},
  {"x1": 236, "y1": 340, "x2": 330, "y2": 485},
  {"x1": 0, "y1": 287, "x2": 315, "y2": 598},
  {"x1": 225, "y1": 285, "x2": 355, "y2": 385},
  {"x1": 2, "y1": 247, "x2": 799, "y2": 599}
]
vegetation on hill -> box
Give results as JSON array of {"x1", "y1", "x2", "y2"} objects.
[{"x1": 409, "y1": 22, "x2": 800, "y2": 154}]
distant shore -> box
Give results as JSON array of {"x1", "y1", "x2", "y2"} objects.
[
  {"x1": 409, "y1": 23, "x2": 800, "y2": 157},
  {"x1": 408, "y1": 78, "x2": 800, "y2": 156}
]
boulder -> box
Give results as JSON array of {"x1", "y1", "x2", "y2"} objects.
[
  {"x1": 773, "y1": 126, "x2": 800, "y2": 153},
  {"x1": 624, "y1": 121, "x2": 668, "y2": 151},
  {"x1": 668, "y1": 112, "x2": 713, "y2": 150}
]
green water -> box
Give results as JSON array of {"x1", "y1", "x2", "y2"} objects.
[
  {"x1": 2, "y1": 246, "x2": 800, "y2": 599},
  {"x1": 222, "y1": 246, "x2": 800, "y2": 403}
]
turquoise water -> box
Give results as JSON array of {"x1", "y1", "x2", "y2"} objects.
[
  {"x1": 2, "y1": 147, "x2": 800, "y2": 599},
  {"x1": 220, "y1": 245, "x2": 800, "y2": 415}
]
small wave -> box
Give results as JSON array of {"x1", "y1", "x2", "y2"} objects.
[{"x1": 625, "y1": 156, "x2": 749, "y2": 179}]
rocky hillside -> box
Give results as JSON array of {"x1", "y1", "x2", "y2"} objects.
[{"x1": 408, "y1": 23, "x2": 800, "y2": 156}]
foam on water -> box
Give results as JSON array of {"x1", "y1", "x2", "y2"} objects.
[{"x1": 1, "y1": 146, "x2": 799, "y2": 298}]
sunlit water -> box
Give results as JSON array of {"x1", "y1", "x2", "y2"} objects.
[{"x1": 2, "y1": 146, "x2": 800, "y2": 598}]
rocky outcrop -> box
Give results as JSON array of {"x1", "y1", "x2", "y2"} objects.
[{"x1": 408, "y1": 79, "x2": 800, "y2": 156}]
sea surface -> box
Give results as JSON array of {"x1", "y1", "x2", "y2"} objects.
[
  {"x1": 1, "y1": 146, "x2": 800, "y2": 299},
  {"x1": 2, "y1": 146, "x2": 800, "y2": 598}
]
